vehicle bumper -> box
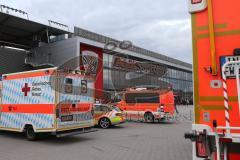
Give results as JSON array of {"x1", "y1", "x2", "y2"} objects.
[
  {"x1": 111, "y1": 116, "x2": 126, "y2": 125},
  {"x1": 154, "y1": 112, "x2": 174, "y2": 120},
  {"x1": 52, "y1": 127, "x2": 97, "y2": 138}
]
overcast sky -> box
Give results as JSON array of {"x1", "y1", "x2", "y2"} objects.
[{"x1": 1, "y1": 0, "x2": 192, "y2": 63}]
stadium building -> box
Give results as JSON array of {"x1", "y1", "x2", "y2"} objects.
[{"x1": 0, "y1": 6, "x2": 192, "y2": 103}]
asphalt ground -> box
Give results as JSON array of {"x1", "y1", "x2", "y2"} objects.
[{"x1": 0, "y1": 120, "x2": 192, "y2": 160}]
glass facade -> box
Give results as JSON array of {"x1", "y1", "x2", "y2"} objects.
[{"x1": 103, "y1": 53, "x2": 193, "y2": 104}]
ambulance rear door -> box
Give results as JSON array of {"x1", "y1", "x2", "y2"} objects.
[{"x1": 56, "y1": 73, "x2": 94, "y2": 129}]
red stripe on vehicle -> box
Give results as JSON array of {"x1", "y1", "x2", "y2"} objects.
[
  {"x1": 3, "y1": 69, "x2": 55, "y2": 80},
  {"x1": 1, "y1": 104, "x2": 55, "y2": 114}
]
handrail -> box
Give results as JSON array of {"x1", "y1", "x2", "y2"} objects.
[
  {"x1": 207, "y1": 0, "x2": 217, "y2": 75},
  {"x1": 221, "y1": 60, "x2": 240, "y2": 135},
  {"x1": 236, "y1": 65, "x2": 240, "y2": 120}
]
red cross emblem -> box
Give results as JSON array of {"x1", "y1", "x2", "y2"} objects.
[{"x1": 22, "y1": 83, "x2": 31, "y2": 96}]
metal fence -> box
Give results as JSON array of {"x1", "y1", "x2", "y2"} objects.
[{"x1": 175, "y1": 105, "x2": 194, "y2": 122}]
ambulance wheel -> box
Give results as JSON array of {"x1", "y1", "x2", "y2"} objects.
[
  {"x1": 99, "y1": 117, "x2": 111, "y2": 129},
  {"x1": 144, "y1": 112, "x2": 154, "y2": 123},
  {"x1": 25, "y1": 126, "x2": 37, "y2": 141}
]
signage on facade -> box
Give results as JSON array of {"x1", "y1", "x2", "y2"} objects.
[{"x1": 113, "y1": 57, "x2": 167, "y2": 77}]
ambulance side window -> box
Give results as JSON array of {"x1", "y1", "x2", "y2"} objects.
[{"x1": 65, "y1": 78, "x2": 73, "y2": 93}]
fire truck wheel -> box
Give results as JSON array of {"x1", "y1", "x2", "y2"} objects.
[
  {"x1": 99, "y1": 117, "x2": 111, "y2": 129},
  {"x1": 25, "y1": 125, "x2": 37, "y2": 141},
  {"x1": 144, "y1": 112, "x2": 154, "y2": 123}
]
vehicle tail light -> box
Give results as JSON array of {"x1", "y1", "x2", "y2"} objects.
[
  {"x1": 196, "y1": 141, "x2": 207, "y2": 158},
  {"x1": 56, "y1": 108, "x2": 60, "y2": 118},
  {"x1": 196, "y1": 132, "x2": 208, "y2": 158},
  {"x1": 91, "y1": 107, "x2": 94, "y2": 116},
  {"x1": 192, "y1": 0, "x2": 202, "y2": 4}
]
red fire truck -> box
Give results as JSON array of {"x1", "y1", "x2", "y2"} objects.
[
  {"x1": 117, "y1": 87, "x2": 175, "y2": 122},
  {"x1": 185, "y1": 0, "x2": 240, "y2": 159}
]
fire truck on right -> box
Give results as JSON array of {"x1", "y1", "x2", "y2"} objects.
[{"x1": 185, "y1": 0, "x2": 240, "y2": 159}]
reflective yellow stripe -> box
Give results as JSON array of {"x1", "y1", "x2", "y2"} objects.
[
  {"x1": 197, "y1": 30, "x2": 240, "y2": 39},
  {"x1": 201, "y1": 105, "x2": 232, "y2": 111},
  {"x1": 200, "y1": 96, "x2": 238, "y2": 102},
  {"x1": 197, "y1": 23, "x2": 227, "y2": 31}
]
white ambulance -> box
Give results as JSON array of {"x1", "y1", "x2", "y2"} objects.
[{"x1": 0, "y1": 67, "x2": 95, "y2": 140}]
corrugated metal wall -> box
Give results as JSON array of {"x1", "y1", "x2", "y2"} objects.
[
  {"x1": 0, "y1": 48, "x2": 32, "y2": 75},
  {"x1": 26, "y1": 37, "x2": 78, "y2": 68}
]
